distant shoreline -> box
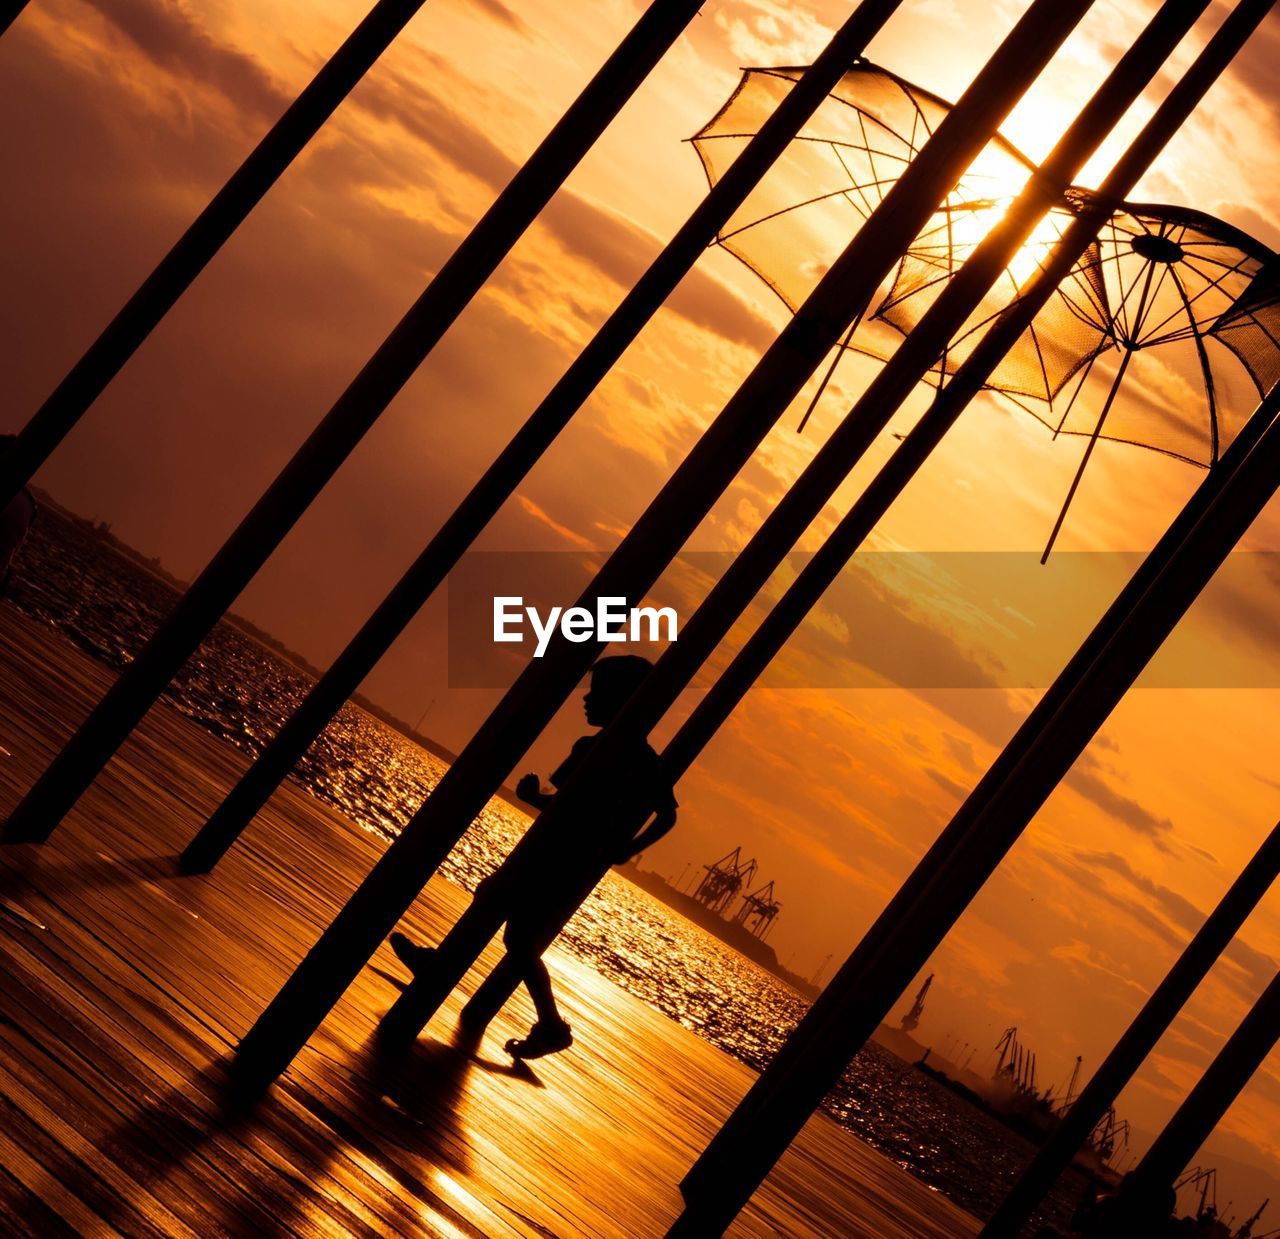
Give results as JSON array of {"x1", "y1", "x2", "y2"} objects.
[{"x1": 23, "y1": 488, "x2": 529, "y2": 812}]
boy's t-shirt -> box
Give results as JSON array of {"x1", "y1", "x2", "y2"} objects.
[{"x1": 549, "y1": 732, "x2": 677, "y2": 853}]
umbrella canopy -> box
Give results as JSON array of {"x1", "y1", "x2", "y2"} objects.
[
  {"x1": 692, "y1": 60, "x2": 1280, "y2": 550},
  {"x1": 691, "y1": 61, "x2": 1103, "y2": 421},
  {"x1": 898, "y1": 197, "x2": 1278, "y2": 466}
]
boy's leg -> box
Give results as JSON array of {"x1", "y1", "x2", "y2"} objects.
[
  {"x1": 521, "y1": 956, "x2": 563, "y2": 1026},
  {"x1": 389, "y1": 931, "x2": 434, "y2": 973},
  {"x1": 503, "y1": 921, "x2": 572, "y2": 1058}
]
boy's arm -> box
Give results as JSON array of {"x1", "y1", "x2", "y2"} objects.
[
  {"x1": 515, "y1": 772, "x2": 554, "y2": 810},
  {"x1": 619, "y1": 806, "x2": 677, "y2": 862}
]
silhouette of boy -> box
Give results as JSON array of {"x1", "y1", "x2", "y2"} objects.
[{"x1": 391, "y1": 654, "x2": 678, "y2": 1058}]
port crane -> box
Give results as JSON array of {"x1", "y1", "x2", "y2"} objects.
[
  {"x1": 692, "y1": 847, "x2": 757, "y2": 914},
  {"x1": 900, "y1": 975, "x2": 933, "y2": 1033},
  {"x1": 1051, "y1": 1055, "x2": 1083, "y2": 1113},
  {"x1": 994, "y1": 1027, "x2": 1039, "y2": 1099},
  {"x1": 733, "y1": 879, "x2": 781, "y2": 939},
  {"x1": 1175, "y1": 1167, "x2": 1221, "y2": 1226},
  {"x1": 1090, "y1": 1108, "x2": 1130, "y2": 1164},
  {"x1": 1236, "y1": 1198, "x2": 1269, "y2": 1238}
]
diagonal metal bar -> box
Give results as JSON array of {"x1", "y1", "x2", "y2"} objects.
[
  {"x1": 0, "y1": 0, "x2": 429, "y2": 508},
  {"x1": 980, "y1": 819, "x2": 1280, "y2": 1236},
  {"x1": 1128, "y1": 966, "x2": 1280, "y2": 1197},
  {"x1": 375, "y1": 0, "x2": 1209, "y2": 1049},
  {"x1": 0, "y1": 0, "x2": 708, "y2": 844},
  {"x1": 177, "y1": 0, "x2": 910, "y2": 875},
  {"x1": 665, "y1": 7, "x2": 1277, "y2": 1226},
  {"x1": 231, "y1": 0, "x2": 1097, "y2": 1086},
  {"x1": 1089, "y1": 962, "x2": 1280, "y2": 1233},
  {"x1": 671, "y1": 378, "x2": 1280, "y2": 1235},
  {"x1": 0, "y1": 1, "x2": 28, "y2": 38}
]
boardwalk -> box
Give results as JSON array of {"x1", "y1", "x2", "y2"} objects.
[{"x1": 0, "y1": 605, "x2": 978, "y2": 1238}]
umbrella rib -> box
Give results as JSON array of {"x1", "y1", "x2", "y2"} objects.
[
  {"x1": 854, "y1": 110, "x2": 881, "y2": 214},
  {"x1": 1041, "y1": 346, "x2": 1134, "y2": 563},
  {"x1": 1220, "y1": 307, "x2": 1280, "y2": 354},
  {"x1": 1107, "y1": 217, "x2": 1134, "y2": 341},
  {"x1": 1168, "y1": 262, "x2": 1221, "y2": 463},
  {"x1": 1137, "y1": 254, "x2": 1245, "y2": 341},
  {"x1": 716, "y1": 180, "x2": 906, "y2": 243},
  {"x1": 833, "y1": 133, "x2": 879, "y2": 219},
  {"x1": 1056, "y1": 256, "x2": 1118, "y2": 339},
  {"x1": 1124, "y1": 256, "x2": 1163, "y2": 353},
  {"x1": 1027, "y1": 315, "x2": 1055, "y2": 405},
  {"x1": 879, "y1": 267, "x2": 962, "y2": 314},
  {"x1": 698, "y1": 130, "x2": 917, "y2": 169},
  {"x1": 1060, "y1": 249, "x2": 1113, "y2": 332},
  {"x1": 1041, "y1": 259, "x2": 1158, "y2": 560},
  {"x1": 790, "y1": 85, "x2": 945, "y2": 163},
  {"x1": 1053, "y1": 346, "x2": 1103, "y2": 436},
  {"x1": 1111, "y1": 258, "x2": 1154, "y2": 344},
  {"x1": 1131, "y1": 257, "x2": 1179, "y2": 345},
  {"x1": 1111, "y1": 247, "x2": 1155, "y2": 343}
]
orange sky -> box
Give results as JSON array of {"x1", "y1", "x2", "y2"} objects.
[{"x1": 2, "y1": 0, "x2": 1279, "y2": 1193}]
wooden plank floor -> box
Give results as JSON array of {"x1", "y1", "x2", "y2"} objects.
[{"x1": 0, "y1": 605, "x2": 979, "y2": 1238}]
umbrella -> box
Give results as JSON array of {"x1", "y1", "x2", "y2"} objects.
[
  {"x1": 691, "y1": 61, "x2": 1101, "y2": 427},
  {"x1": 691, "y1": 60, "x2": 1069, "y2": 427},
  {"x1": 692, "y1": 61, "x2": 1280, "y2": 554},
  {"x1": 875, "y1": 192, "x2": 1278, "y2": 553}
]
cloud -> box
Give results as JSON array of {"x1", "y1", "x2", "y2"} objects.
[
  {"x1": 1183, "y1": 840, "x2": 1220, "y2": 866},
  {"x1": 924, "y1": 765, "x2": 969, "y2": 801},
  {"x1": 514, "y1": 494, "x2": 598, "y2": 551},
  {"x1": 76, "y1": 0, "x2": 289, "y2": 121},
  {"x1": 465, "y1": 0, "x2": 528, "y2": 35},
  {"x1": 1057, "y1": 853, "x2": 1185, "y2": 952},
  {"x1": 712, "y1": 0, "x2": 834, "y2": 65},
  {"x1": 68, "y1": 0, "x2": 776, "y2": 359},
  {"x1": 1206, "y1": 0, "x2": 1280, "y2": 123},
  {"x1": 1195, "y1": 555, "x2": 1280, "y2": 670},
  {"x1": 1064, "y1": 765, "x2": 1175, "y2": 850},
  {"x1": 352, "y1": 65, "x2": 778, "y2": 351},
  {"x1": 942, "y1": 731, "x2": 980, "y2": 773},
  {"x1": 1075, "y1": 850, "x2": 1202, "y2": 933},
  {"x1": 1072, "y1": 849, "x2": 1277, "y2": 997}
]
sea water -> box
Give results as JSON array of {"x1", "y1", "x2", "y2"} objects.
[{"x1": 9, "y1": 508, "x2": 1090, "y2": 1229}]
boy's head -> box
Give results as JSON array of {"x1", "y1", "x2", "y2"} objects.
[{"x1": 583, "y1": 654, "x2": 653, "y2": 726}]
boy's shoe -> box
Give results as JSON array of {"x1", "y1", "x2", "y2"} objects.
[
  {"x1": 504, "y1": 1019, "x2": 573, "y2": 1060},
  {"x1": 389, "y1": 932, "x2": 435, "y2": 975}
]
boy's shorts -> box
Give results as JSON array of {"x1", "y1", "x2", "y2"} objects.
[{"x1": 501, "y1": 861, "x2": 610, "y2": 953}]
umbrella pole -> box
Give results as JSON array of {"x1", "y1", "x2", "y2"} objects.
[
  {"x1": 1041, "y1": 344, "x2": 1134, "y2": 561},
  {"x1": 0, "y1": 0, "x2": 708, "y2": 844},
  {"x1": 980, "y1": 817, "x2": 1280, "y2": 1239},
  {"x1": 797, "y1": 308, "x2": 864, "y2": 434},
  {"x1": 0, "y1": 0, "x2": 431, "y2": 510},
  {"x1": 229, "y1": 0, "x2": 1096, "y2": 1088},
  {"x1": 374, "y1": 0, "x2": 1220, "y2": 1048},
  {"x1": 176, "y1": 0, "x2": 908, "y2": 875}
]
